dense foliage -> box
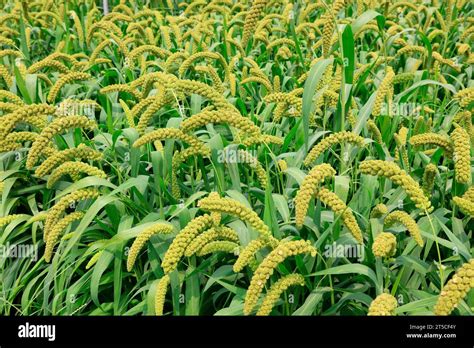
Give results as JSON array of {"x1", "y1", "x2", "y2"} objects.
[{"x1": 0, "y1": 0, "x2": 473, "y2": 316}]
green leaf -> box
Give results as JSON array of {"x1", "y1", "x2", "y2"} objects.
[
  {"x1": 272, "y1": 194, "x2": 290, "y2": 222},
  {"x1": 311, "y1": 264, "x2": 382, "y2": 294},
  {"x1": 394, "y1": 295, "x2": 438, "y2": 315},
  {"x1": 13, "y1": 66, "x2": 32, "y2": 104},
  {"x1": 90, "y1": 247, "x2": 116, "y2": 310},
  {"x1": 396, "y1": 80, "x2": 457, "y2": 100},
  {"x1": 285, "y1": 167, "x2": 306, "y2": 185},
  {"x1": 341, "y1": 25, "x2": 355, "y2": 84},
  {"x1": 18, "y1": 15, "x2": 30, "y2": 61},
  {"x1": 301, "y1": 58, "x2": 334, "y2": 151},
  {"x1": 351, "y1": 10, "x2": 382, "y2": 34},
  {"x1": 185, "y1": 260, "x2": 200, "y2": 315},
  {"x1": 263, "y1": 182, "x2": 280, "y2": 238},
  {"x1": 293, "y1": 287, "x2": 331, "y2": 315}
]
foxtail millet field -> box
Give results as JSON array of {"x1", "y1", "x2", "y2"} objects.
[{"x1": 0, "y1": 0, "x2": 473, "y2": 316}]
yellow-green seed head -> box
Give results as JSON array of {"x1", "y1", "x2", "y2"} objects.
[
  {"x1": 161, "y1": 214, "x2": 214, "y2": 274},
  {"x1": 371, "y1": 204, "x2": 388, "y2": 218},
  {"x1": 359, "y1": 160, "x2": 432, "y2": 212},
  {"x1": 451, "y1": 126, "x2": 472, "y2": 184},
  {"x1": 372, "y1": 232, "x2": 397, "y2": 258},
  {"x1": 434, "y1": 259, "x2": 474, "y2": 315},
  {"x1": 368, "y1": 293, "x2": 398, "y2": 315},
  {"x1": 384, "y1": 210, "x2": 423, "y2": 247},
  {"x1": 295, "y1": 163, "x2": 336, "y2": 228},
  {"x1": 127, "y1": 223, "x2": 174, "y2": 272},
  {"x1": 244, "y1": 240, "x2": 316, "y2": 315},
  {"x1": 155, "y1": 275, "x2": 170, "y2": 316},
  {"x1": 256, "y1": 274, "x2": 305, "y2": 316}
]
